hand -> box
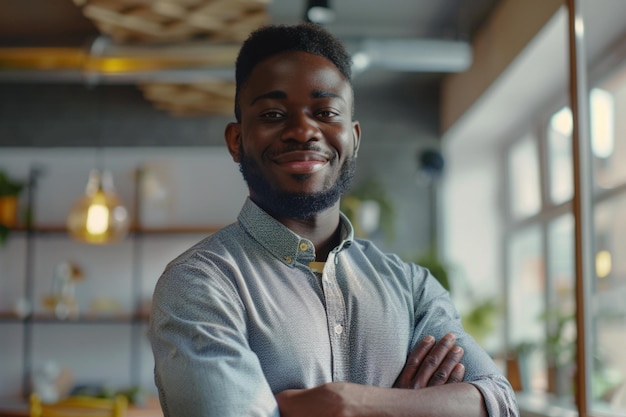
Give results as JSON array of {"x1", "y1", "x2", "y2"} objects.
[{"x1": 394, "y1": 333, "x2": 465, "y2": 389}]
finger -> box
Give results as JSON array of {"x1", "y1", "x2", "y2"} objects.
[
  {"x1": 448, "y1": 363, "x2": 466, "y2": 384},
  {"x1": 393, "y1": 335, "x2": 435, "y2": 388},
  {"x1": 411, "y1": 333, "x2": 457, "y2": 388},
  {"x1": 427, "y1": 345, "x2": 464, "y2": 386}
]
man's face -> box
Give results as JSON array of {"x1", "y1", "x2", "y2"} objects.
[{"x1": 225, "y1": 51, "x2": 361, "y2": 220}]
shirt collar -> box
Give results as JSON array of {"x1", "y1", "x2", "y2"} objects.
[{"x1": 237, "y1": 198, "x2": 354, "y2": 266}]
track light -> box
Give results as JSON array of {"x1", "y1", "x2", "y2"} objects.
[
  {"x1": 305, "y1": 0, "x2": 334, "y2": 25},
  {"x1": 351, "y1": 39, "x2": 473, "y2": 74}
]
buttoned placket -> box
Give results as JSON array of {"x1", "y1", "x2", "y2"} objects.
[{"x1": 321, "y1": 248, "x2": 349, "y2": 381}]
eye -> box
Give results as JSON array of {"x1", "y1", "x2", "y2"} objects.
[
  {"x1": 260, "y1": 111, "x2": 284, "y2": 119},
  {"x1": 317, "y1": 109, "x2": 339, "y2": 119}
]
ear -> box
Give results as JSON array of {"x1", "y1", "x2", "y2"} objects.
[
  {"x1": 352, "y1": 121, "x2": 361, "y2": 156},
  {"x1": 225, "y1": 122, "x2": 243, "y2": 163}
]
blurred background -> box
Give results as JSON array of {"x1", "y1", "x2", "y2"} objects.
[{"x1": 1, "y1": 0, "x2": 625, "y2": 416}]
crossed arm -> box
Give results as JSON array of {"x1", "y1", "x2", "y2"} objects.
[{"x1": 276, "y1": 333, "x2": 488, "y2": 417}]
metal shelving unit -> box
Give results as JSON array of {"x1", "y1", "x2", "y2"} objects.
[{"x1": 3, "y1": 166, "x2": 221, "y2": 398}]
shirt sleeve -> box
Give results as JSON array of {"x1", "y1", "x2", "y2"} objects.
[
  {"x1": 148, "y1": 256, "x2": 279, "y2": 417},
  {"x1": 409, "y1": 263, "x2": 520, "y2": 417}
]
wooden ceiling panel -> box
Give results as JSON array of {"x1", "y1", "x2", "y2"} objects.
[
  {"x1": 73, "y1": 0, "x2": 271, "y2": 43},
  {"x1": 138, "y1": 81, "x2": 236, "y2": 116},
  {"x1": 66, "y1": 0, "x2": 271, "y2": 115}
]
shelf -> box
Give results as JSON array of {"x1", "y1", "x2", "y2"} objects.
[
  {"x1": 8, "y1": 224, "x2": 222, "y2": 235},
  {"x1": 130, "y1": 225, "x2": 222, "y2": 235},
  {"x1": 0, "y1": 311, "x2": 149, "y2": 324},
  {"x1": 0, "y1": 311, "x2": 22, "y2": 322},
  {"x1": 1, "y1": 165, "x2": 185, "y2": 398}
]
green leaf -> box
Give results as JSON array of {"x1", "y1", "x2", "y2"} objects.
[{"x1": 0, "y1": 169, "x2": 25, "y2": 196}]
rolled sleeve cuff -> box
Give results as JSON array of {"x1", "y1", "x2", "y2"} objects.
[{"x1": 470, "y1": 375, "x2": 520, "y2": 417}]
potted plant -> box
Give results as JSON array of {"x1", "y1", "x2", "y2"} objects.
[
  {"x1": 0, "y1": 169, "x2": 26, "y2": 246},
  {"x1": 415, "y1": 247, "x2": 451, "y2": 291},
  {"x1": 461, "y1": 296, "x2": 499, "y2": 346},
  {"x1": 341, "y1": 177, "x2": 395, "y2": 241},
  {"x1": 506, "y1": 340, "x2": 537, "y2": 392},
  {"x1": 541, "y1": 308, "x2": 576, "y2": 396}
]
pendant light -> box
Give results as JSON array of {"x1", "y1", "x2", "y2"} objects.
[
  {"x1": 66, "y1": 168, "x2": 130, "y2": 244},
  {"x1": 67, "y1": 169, "x2": 129, "y2": 244},
  {"x1": 66, "y1": 42, "x2": 129, "y2": 244}
]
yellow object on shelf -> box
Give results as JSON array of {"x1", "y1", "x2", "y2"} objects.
[
  {"x1": 29, "y1": 393, "x2": 128, "y2": 417},
  {"x1": 0, "y1": 195, "x2": 19, "y2": 226}
]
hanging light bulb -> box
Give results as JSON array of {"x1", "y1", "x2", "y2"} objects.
[{"x1": 67, "y1": 169, "x2": 130, "y2": 244}]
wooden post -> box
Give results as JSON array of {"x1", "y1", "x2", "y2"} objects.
[{"x1": 566, "y1": 0, "x2": 594, "y2": 415}]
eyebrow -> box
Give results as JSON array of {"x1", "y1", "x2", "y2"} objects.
[
  {"x1": 249, "y1": 90, "x2": 286, "y2": 106},
  {"x1": 312, "y1": 90, "x2": 344, "y2": 101},
  {"x1": 249, "y1": 89, "x2": 346, "y2": 106}
]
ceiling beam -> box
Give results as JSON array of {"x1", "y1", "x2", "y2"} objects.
[{"x1": 439, "y1": 0, "x2": 562, "y2": 135}]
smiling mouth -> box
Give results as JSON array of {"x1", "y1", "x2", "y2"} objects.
[{"x1": 273, "y1": 150, "x2": 330, "y2": 174}]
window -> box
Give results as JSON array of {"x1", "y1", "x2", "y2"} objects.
[
  {"x1": 591, "y1": 82, "x2": 626, "y2": 190},
  {"x1": 507, "y1": 225, "x2": 546, "y2": 391},
  {"x1": 546, "y1": 214, "x2": 576, "y2": 398},
  {"x1": 509, "y1": 134, "x2": 541, "y2": 219},
  {"x1": 589, "y1": 194, "x2": 626, "y2": 412},
  {"x1": 502, "y1": 61, "x2": 626, "y2": 414},
  {"x1": 441, "y1": 2, "x2": 626, "y2": 415},
  {"x1": 547, "y1": 107, "x2": 574, "y2": 205}
]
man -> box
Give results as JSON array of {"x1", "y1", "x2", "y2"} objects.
[{"x1": 148, "y1": 23, "x2": 519, "y2": 417}]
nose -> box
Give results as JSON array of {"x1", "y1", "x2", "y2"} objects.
[{"x1": 280, "y1": 112, "x2": 321, "y2": 142}]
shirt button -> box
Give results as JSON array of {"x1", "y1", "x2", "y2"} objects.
[
  {"x1": 284, "y1": 256, "x2": 292, "y2": 263},
  {"x1": 334, "y1": 324, "x2": 343, "y2": 335},
  {"x1": 299, "y1": 242, "x2": 309, "y2": 251}
]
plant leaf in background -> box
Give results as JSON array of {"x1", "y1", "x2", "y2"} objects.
[
  {"x1": 341, "y1": 177, "x2": 395, "y2": 242},
  {"x1": 0, "y1": 169, "x2": 25, "y2": 196},
  {"x1": 416, "y1": 248, "x2": 450, "y2": 292},
  {"x1": 0, "y1": 168, "x2": 26, "y2": 246},
  {"x1": 461, "y1": 297, "x2": 499, "y2": 346}
]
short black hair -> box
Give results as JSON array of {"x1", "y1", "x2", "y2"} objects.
[{"x1": 233, "y1": 23, "x2": 353, "y2": 121}]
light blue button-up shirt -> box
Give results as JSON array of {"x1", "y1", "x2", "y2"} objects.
[{"x1": 148, "y1": 198, "x2": 518, "y2": 417}]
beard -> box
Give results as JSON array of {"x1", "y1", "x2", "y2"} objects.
[{"x1": 239, "y1": 146, "x2": 357, "y2": 220}]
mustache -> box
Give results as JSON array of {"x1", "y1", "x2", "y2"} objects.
[{"x1": 269, "y1": 144, "x2": 334, "y2": 159}]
